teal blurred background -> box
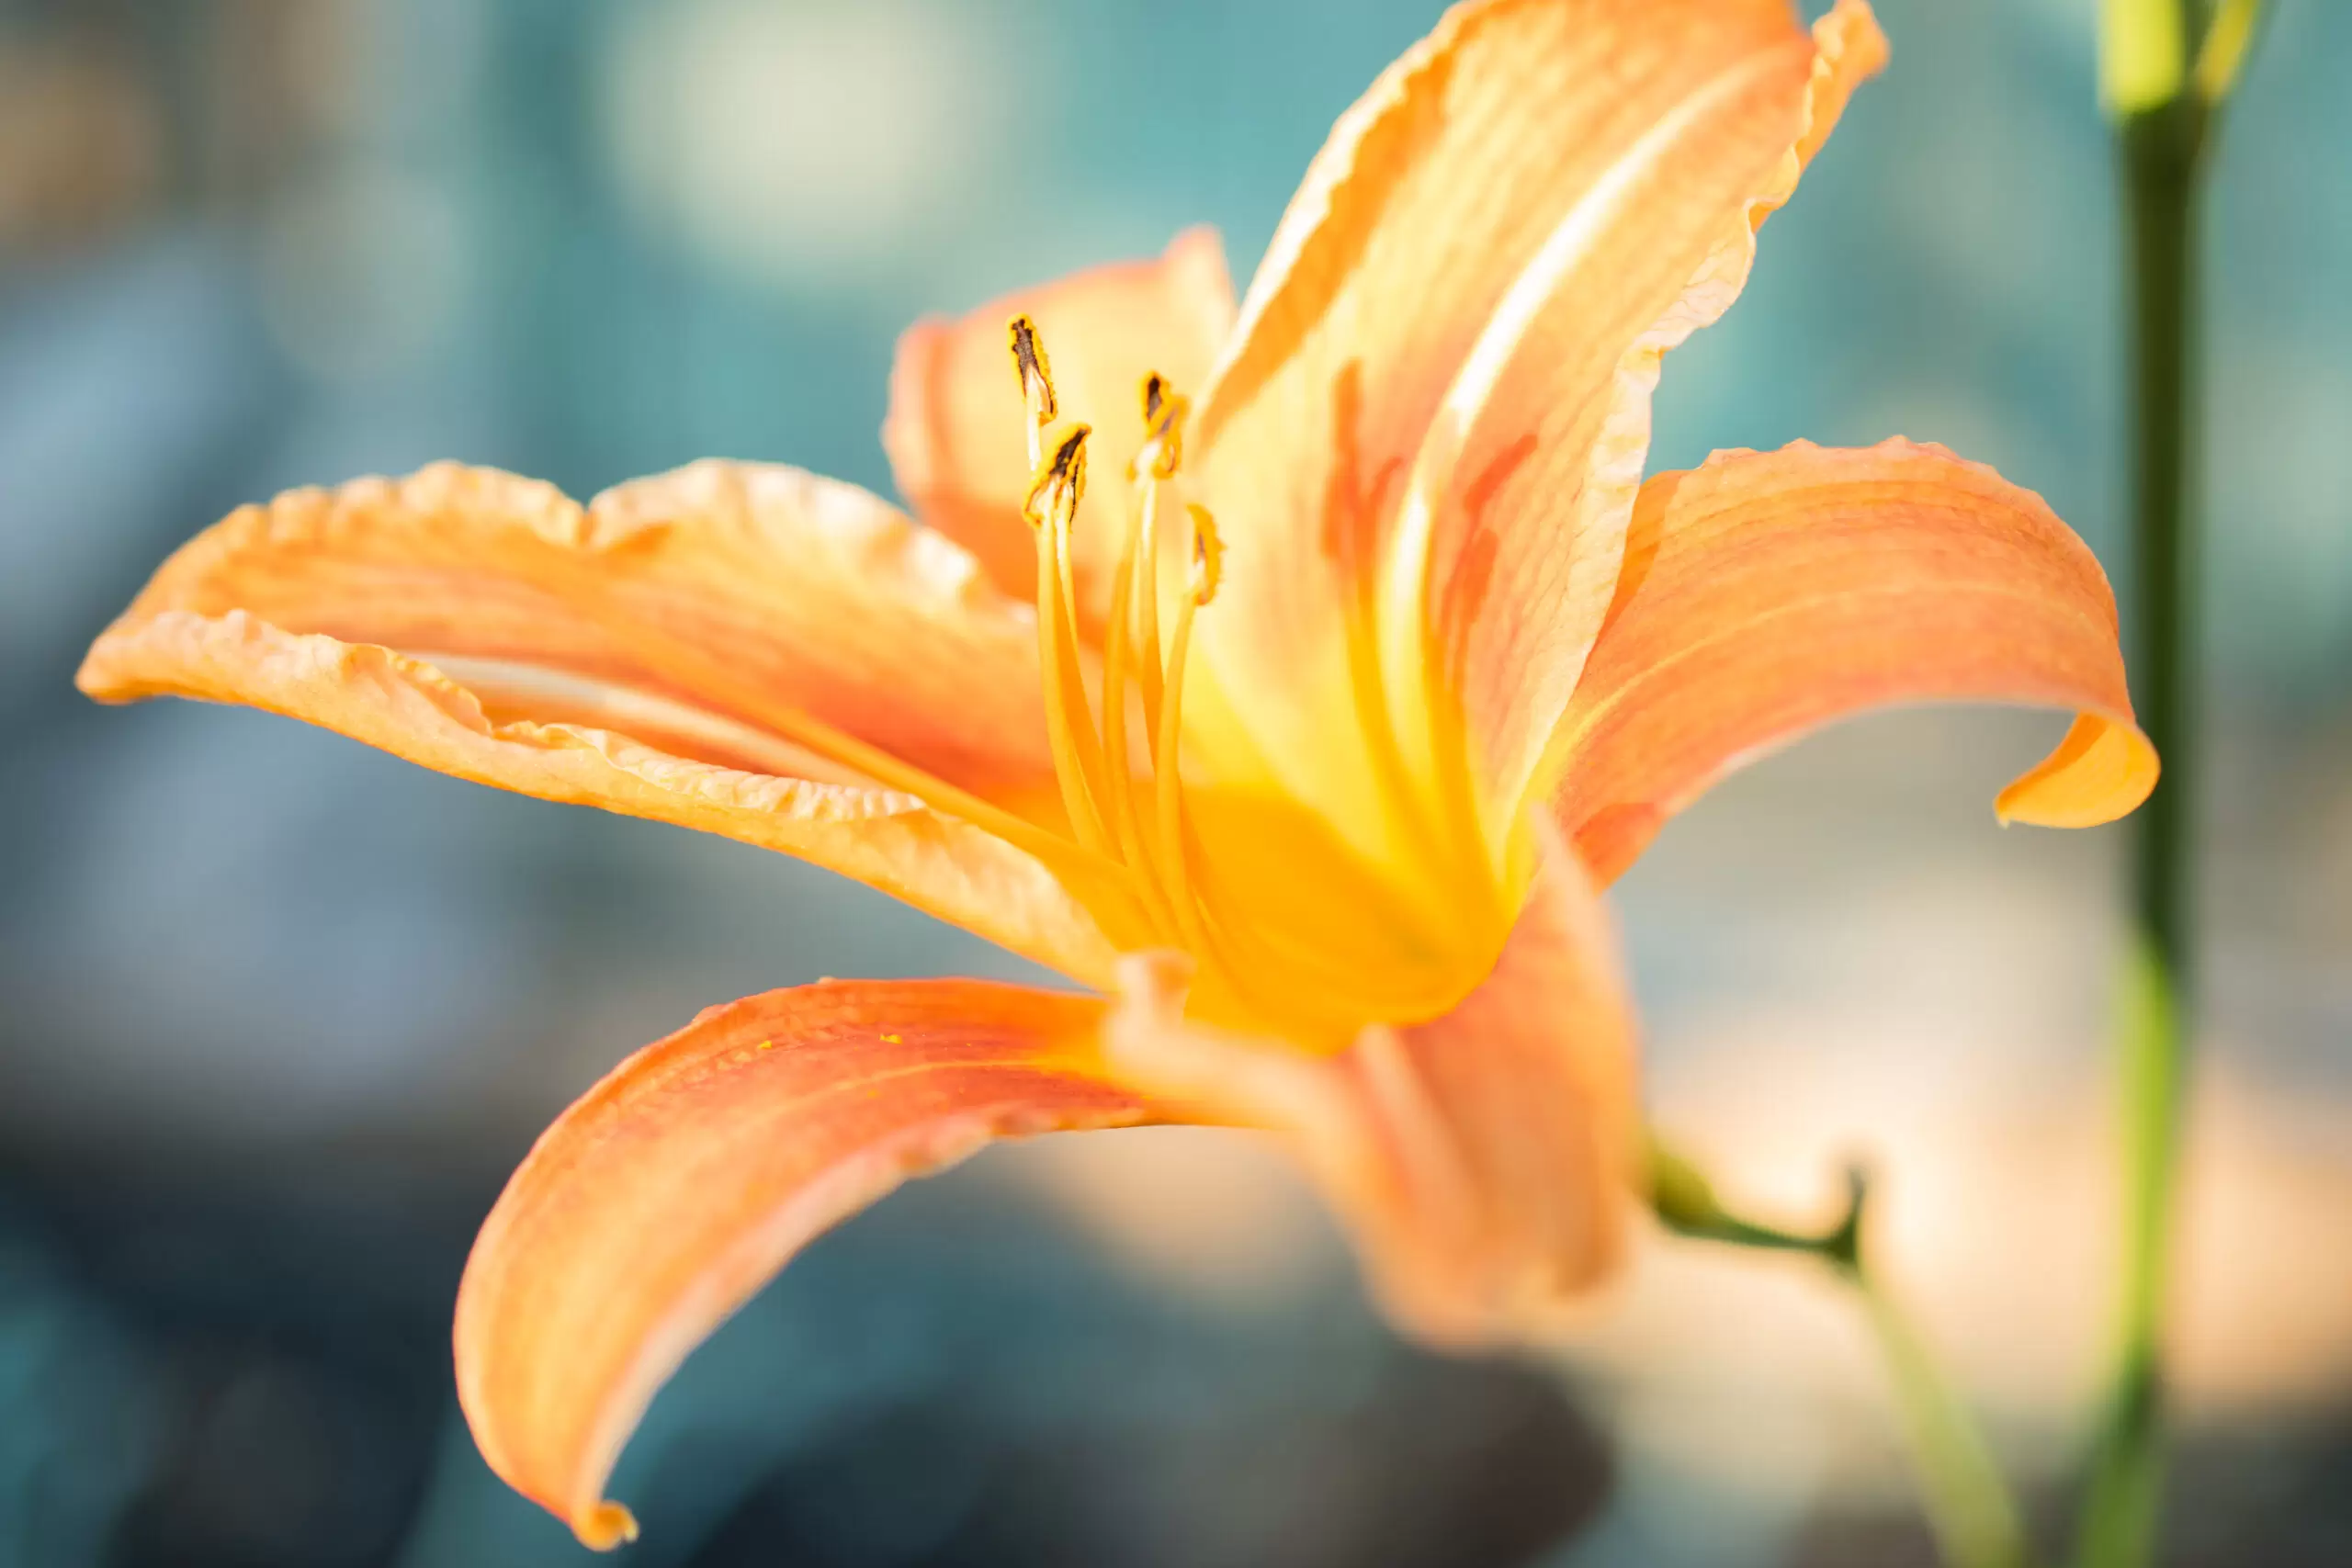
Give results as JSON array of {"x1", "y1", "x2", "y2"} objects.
[{"x1": 1, "y1": 1, "x2": 2347, "y2": 1564}]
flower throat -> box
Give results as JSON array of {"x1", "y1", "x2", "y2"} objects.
[{"x1": 1006, "y1": 319, "x2": 1507, "y2": 1041}]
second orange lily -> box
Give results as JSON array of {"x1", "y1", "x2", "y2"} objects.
[{"x1": 77, "y1": 0, "x2": 2154, "y2": 1548}]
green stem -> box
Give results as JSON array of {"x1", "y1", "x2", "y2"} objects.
[
  {"x1": 2074, "y1": 81, "x2": 2209, "y2": 1568},
  {"x1": 1649, "y1": 1142, "x2": 2030, "y2": 1568}
]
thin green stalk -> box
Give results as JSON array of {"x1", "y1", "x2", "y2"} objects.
[
  {"x1": 1649, "y1": 1142, "x2": 2030, "y2": 1568},
  {"x1": 2075, "y1": 0, "x2": 2252, "y2": 1551}
]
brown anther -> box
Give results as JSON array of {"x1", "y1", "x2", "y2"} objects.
[
  {"x1": 1134, "y1": 371, "x2": 1190, "y2": 481},
  {"x1": 1023, "y1": 423, "x2": 1091, "y2": 526},
  {"x1": 1186, "y1": 504, "x2": 1223, "y2": 604},
  {"x1": 1007, "y1": 315, "x2": 1057, "y2": 425}
]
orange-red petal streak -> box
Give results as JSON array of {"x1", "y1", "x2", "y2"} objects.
[
  {"x1": 1185, "y1": 0, "x2": 1855, "y2": 846},
  {"x1": 1396, "y1": 0, "x2": 1887, "y2": 838},
  {"x1": 454, "y1": 980, "x2": 1157, "y2": 1550}
]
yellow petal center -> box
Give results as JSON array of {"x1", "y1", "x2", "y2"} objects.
[{"x1": 1009, "y1": 322, "x2": 1521, "y2": 1047}]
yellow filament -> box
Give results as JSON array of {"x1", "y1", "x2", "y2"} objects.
[
  {"x1": 1128, "y1": 374, "x2": 1184, "y2": 742},
  {"x1": 1026, "y1": 426, "x2": 1116, "y2": 857},
  {"x1": 1132, "y1": 479, "x2": 1167, "y2": 740},
  {"x1": 1149, "y1": 506, "x2": 1214, "y2": 936},
  {"x1": 1102, "y1": 374, "x2": 1195, "y2": 913},
  {"x1": 1096, "y1": 507, "x2": 1172, "y2": 933},
  {"x1": 1052, "y1": 492, "x2": 1085, "y2": 674}
]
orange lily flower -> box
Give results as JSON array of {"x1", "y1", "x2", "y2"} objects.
[{"x1": 78, "y1": 0, "x2": 2154, "y2": 1548}]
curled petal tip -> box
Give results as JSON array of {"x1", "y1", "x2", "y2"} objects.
[
  {"x1": 1993, "y1": 715, "x2": 2159, "y2": 829},
  {"x1": 1554, "y1": 442, "x2": 2156, "y2": 879},
  {"x1": 574, "y1": 1501, "x2": 639, "y2": 1551}
]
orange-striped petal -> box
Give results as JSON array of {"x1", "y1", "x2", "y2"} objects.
[
  {"x1": 81, "y1": 609, "x2": 1119, "y2": 982},
  {"x1": 883, "y1": 228, "x2": 1237, "y2": 629},
  {"x1": 1396, "y1": 0, "x2": 1886, "y2": 839},
  {"x1": 77, "y1": 463, "x2": 1125, "y2": 980},
  {"x1": 1183, "y1": 0, "x2": 1875, "y2": 866},
  {"x1": 1107, "y1": 825, "x2": 1640, "y2": 1344},
  {"x1": 82, "y1": 460, "x2": 1065, "y2": 818},
  {"x1": 454, "y1": 980, "x2": 1159, "y2": 1548},
  {"x1": 1548, "y1": 439, "x2": 2158, "y2": 884}
]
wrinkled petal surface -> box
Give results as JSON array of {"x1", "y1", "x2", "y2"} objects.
[
  {"x1": 77, "y1": 465, "x2": 1116, "y2": 981},
  {"x1": 883, "y1": 228, "x2": 1237, "y2": 628},
  {"x1": 82, "y1": 459, "x2": 1064, "y2": 813},
  {"x1": 1108, "y1": 824, "x2": 1640, "y2": 1343},
  {"x1": 1183, "y1": 0, "x2": 1880, "y2": 873},
  {"x1": 455, "y1": 980, "x2": 1159, "y2": 1550},
  {"x1": 1549, "y1": 439, "x2": 2158, "y2": 883}
]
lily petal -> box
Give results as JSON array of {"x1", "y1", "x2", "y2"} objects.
[
  {"x1": 1108, "y1": 825, "x2": 1640, "y2": 1343},
  {"x1": 883, "y1": 228, "x2": 1237, "y2": 628},
  {"x1": 77, "y1": 463, "x2": 1126, "y2": 979},
  {"x1": 454, "y1": 980, "x2": 1157, "y2": 1549},
  {"x1": 82, "y1": 460, "x2": 1064, "y2": 818},
  {"x1": 1548, "y1": 438, "x2": 2159, "y2": 885},
  {"x1": 79, "y1": 615, "x2": 1116, "y2": 987},
  {"x1": 1185, "y1": 0, "x2": 1872, "y2": 863},
  {"x1": 1395, "y1": 0, "x2": 1886, "y2": 839}
]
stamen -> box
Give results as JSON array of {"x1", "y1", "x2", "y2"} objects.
[
  {"x1": 1024, "y1": 424, "x2": 1115, "y2": 855},
  {"x1": 1151, "y1": 504, "x2": 1219, "y2": 928},
  {"x1": 1188, "y1": 505, "x2": 1222, "y2": 605},
  {"x1": 1097, "y1": 503, "x2": 1170, "y2": 932},
  {"x1": 1099, "y1": 372, "x2": 1198, "y2": 945},
  {"x1": 1123, "y1": 374, "x2": 1192, "y2": 904},
  {"x1": 1127, "y1": 373, "x2": 1186, "y2": 739},
  {"x1": 1023, "y1": 423, "x2": 1089, "y2": 524},
  {"x1": 1132, "y1": 372, "x2": 1187, "y2": 482},
  {"x1": 1008, "y1": 315, "x2": 1057, "y2": 468},
  {"x1": 1132, "y1": 480, "x2": 1167, "y2": 737},
  {"x1": 1020, "y1": 418, "x2": 1091, "y2": 676}
]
